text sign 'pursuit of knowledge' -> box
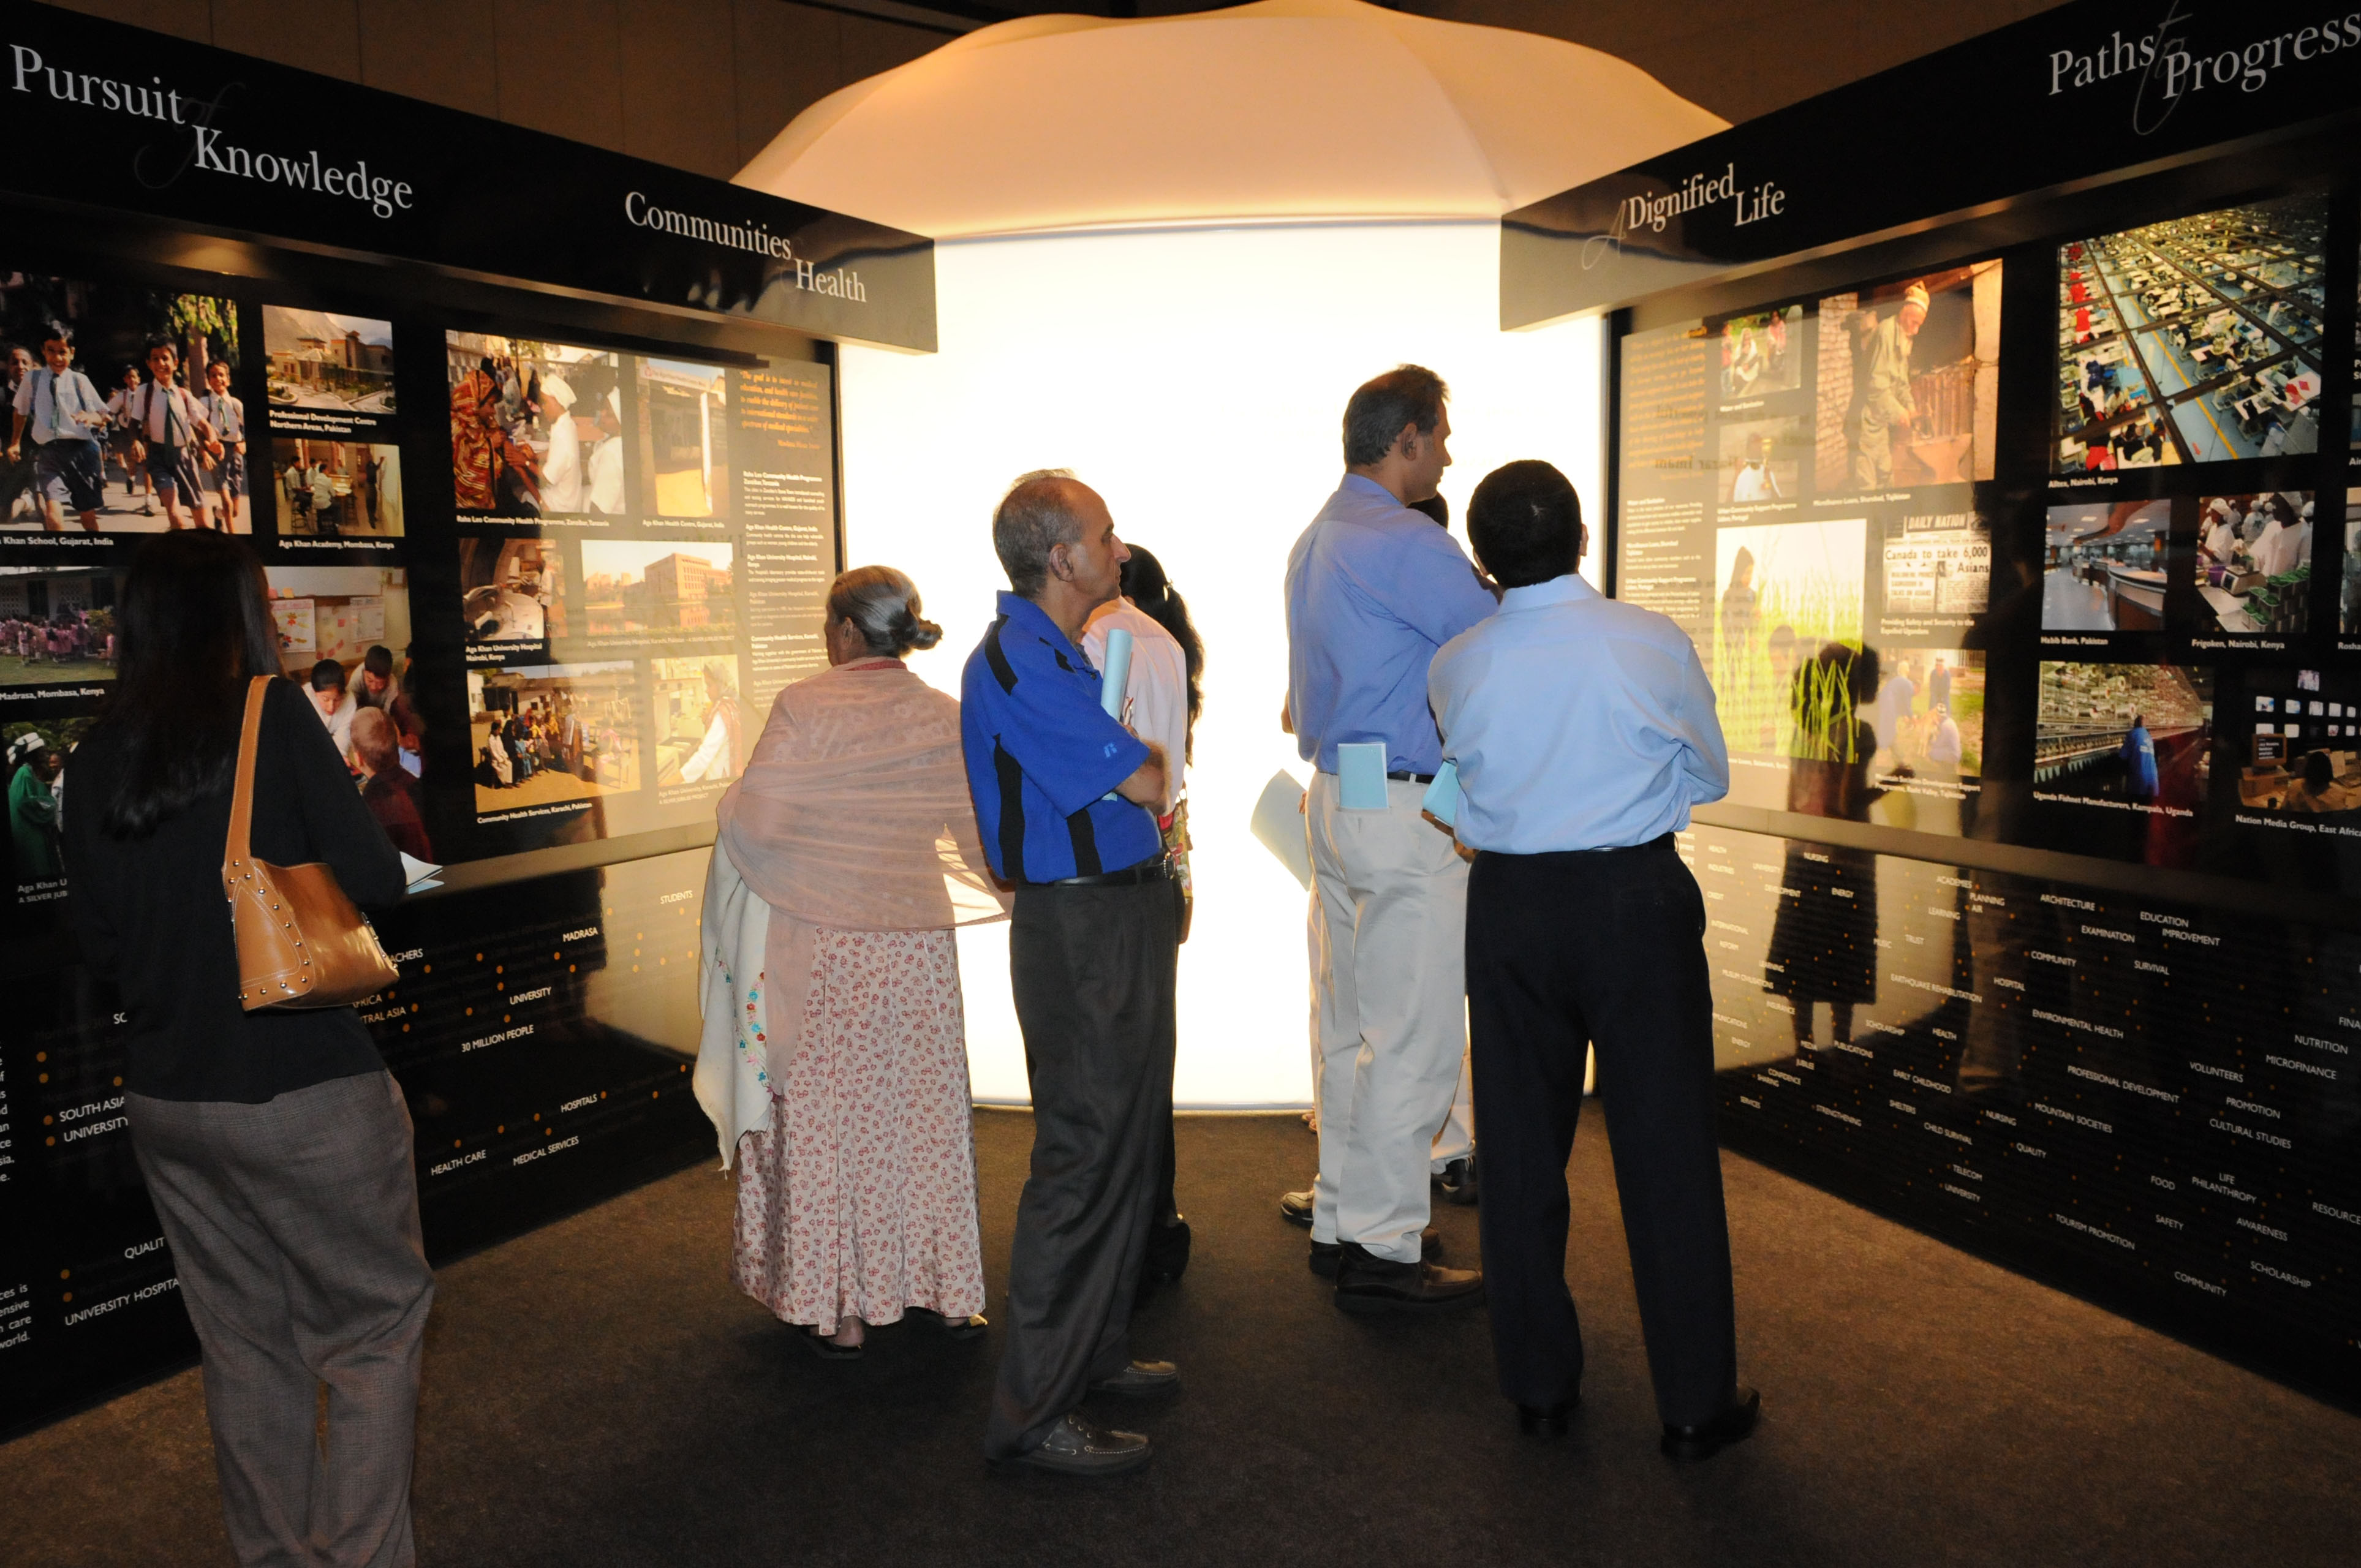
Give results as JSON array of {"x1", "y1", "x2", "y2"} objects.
[
  {"x1": 0, "y1": 2, "x2": 936, "y2": 352},
  {"x1": 1500, "y1": 0, "x2": 2361, "y2": 326}
]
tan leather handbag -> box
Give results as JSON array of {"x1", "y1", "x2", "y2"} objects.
[{"x1": 222, "y1": 676, "x2": 400, "y2": 1011}]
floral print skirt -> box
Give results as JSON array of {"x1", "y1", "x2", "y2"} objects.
[{"x1": 731, "y1": 927, "x2": 986, "y2": 1333}]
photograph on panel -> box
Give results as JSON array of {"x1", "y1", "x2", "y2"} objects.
[
  {"x1": 1877, "y1": 508, "x2": 1991, "y2": 634},
  {"x1": 2234, "y1": 668, "x2": 2361, "y2": 815},
  {"x1": 0, "y1": 565, "x2": 115, "y2": 686},
  {"x1": 0, "y1": 274, "x2": 243, "y2": 533},
  {"x1": 262, "y1": 308, "x2": 394, "y2": 426},
  {"x1": 6, "y1": 712, "x2": 97, "y2": 897},
  {"x1": 580, "y1": 538, "x2": 735, "y2": 647},
  {"x1": 471, "y1": 662, "x2": 640, "y2": 817},
  {"x1": 2052, "y1": 193, "x2": 2327, "y2": 472},
  {"x1": 2041, "y1": 500, "x2": 2168, "y2": 632},
  {"x1": 1816, "y1": 261, "x2": 2001, "y2": 492},
  {"x1": 636, "y1": 358, "x2": 729, "y2": 518},
  {"x1": 459, "y1": 536, "x2": 563, "y2": 650},
  {"x1": 262, "y1": 565, "x2": 415, "y2": 796},
  {"x1": 270, "y1": 439, "x2": 402, "y2": 538},
  {"x1": 1718, "y1": 305, "x2": 1802, "y2": 401},
  {"x1": 1867, "y1": 650, "x2": 1985, "y2": 785},
  {"x1": 1711, "y1": 517, "x2": 1865, "y2": 755},
  {"x1": 651, "y1": 654, "x2": 744, "y2": 791},
  {"x1": 2188, "y1": 491, "x2": 2312, "y2": 636},
  {"x1": 1717, "y1": 415, "x2": 1805, "y2": 505},
  {"x1": 445, "y1": 331, "x2": 624, "y2": 519},
  {"x1": 2343, "y1": 488, "x2": 2361, "y2": 635},
  {"x1": 2034, "y1": 662, "x2": 2213, "y2": 813}
]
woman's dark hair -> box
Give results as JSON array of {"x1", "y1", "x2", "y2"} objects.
[
  {"x1": 1117, "y1": 545, "x2": 1203, "y2": 760},
  {"x1": 93, "y1": 530, "x2": 284, "y2": 839}
]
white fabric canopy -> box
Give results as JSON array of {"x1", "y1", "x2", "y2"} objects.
[{"x1": 737, "y1": 0, "x2": 1724, "y2": 238}]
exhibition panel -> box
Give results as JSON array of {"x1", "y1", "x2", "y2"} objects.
[
  {"x1": 0, "y1": 7, "x2": 929, "y2": 1434},
  {"x1": 1505, "y1": 0, "x2": 2361, "y2": 1393}
]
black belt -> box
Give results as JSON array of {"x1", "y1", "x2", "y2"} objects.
[
  {"x1": 1387, "y1": 770, "x2": 1435, "y2": 784},
  {"x1": 1035, "y1": 858, "x2": 1172, "y2": 889}
]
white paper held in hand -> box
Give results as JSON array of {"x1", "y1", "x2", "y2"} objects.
[{"x1": 399, "y1": 851, "x2": 444, "y2": 895}]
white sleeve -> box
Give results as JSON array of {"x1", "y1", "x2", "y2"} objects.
[
  {"x1": 681, "y1": 712, "x2": 730, "y2": 782},
  {"x1": 1128, "y1": 632, "x2": 1190, "y2": 813}
]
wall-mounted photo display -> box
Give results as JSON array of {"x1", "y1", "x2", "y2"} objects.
[
  {"x1": 1710, "y1": 517, "x2": 1866, "y2": 760},
  {"x1": 1814, "y1": 262, "x2": 2001, "y2": 494},
  {"x1": 2232, "y1": 667, "x2": 2361, "y2": 820},
  {"x1": 2052, "y1": 194, "x2": 2328, "y2": 472},
  {"x1": 576, "y1": 538, "x2": 735, "y2": 652},
  {"x1": 268, "y1": 438, "x2": 403, "y2": 540},
  {"x1": 262, "y1": 564, "x2": 412, "y2": 779},
  {"x1": 1876, "y1": 508, "x2": 1990, "y2": 635},
  {"x1": 262, "y1": 308, "x2": 395, "y2": 435},
  {"x1": 459, "y1": 536, "x2": 562, "y2": 663},
  {"x1": 0, "y1": 564, "x2": 116, "y2": 690},
  {"x1": 2033, "y1": 660, "x2": 2213, "y2": 819},
  {"x1": 445, "y1": 333, "x2": 624, "y2": 522},
  {"x1": 2340, "y1": 488, "x2": 2361, "y2": 640},
  {"x1": 1719, "y1": 306, "x2": 1802, "y2": 402},
  {"x1": 2041, "y1": 500, "x2": 2169, "y2": 633},
  {"x1": 1716, "y1": 414, "x2": 1807, "y2": 507},
  {"x1": 0, "y1": 272, "x2": 243, "y2": 535},
  {"x1": 469, "y1": 660, "x2": 640, "y2": 821},
  {"x1": 2185, "y1": 491, "x2": 2314, "y2": 638},
  {"x1": 650, "y1": 653, "x2": 744, "y2": 796}
]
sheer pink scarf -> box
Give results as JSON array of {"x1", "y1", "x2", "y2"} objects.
[{"x1": 716, "y1": 659, "x2": 1010, "y2": 1079}]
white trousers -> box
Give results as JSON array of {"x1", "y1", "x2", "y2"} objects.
[{"x1": 1306, "y1": 772, "x2": 1470, "y2": 1262}]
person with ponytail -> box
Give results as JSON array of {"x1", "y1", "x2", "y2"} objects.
[
  {"x1": 60, "y1": 530, "x2": 426, "y2": 1567},
  {"x1": 700, "y1": 565, "x2": 1010, "y2": 1359}
]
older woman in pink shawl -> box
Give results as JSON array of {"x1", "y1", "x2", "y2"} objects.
[{"x1": 713, "y1": 566, "x2": 1010, "y2": 1357}]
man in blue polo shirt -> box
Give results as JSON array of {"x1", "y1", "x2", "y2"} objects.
[
  {"x1": 963, "y1": 469, "x2": 1178, "y2": 1478},
  {"x1": 1283, "y1": 364, "x2": 1495, "y2": 1313}
]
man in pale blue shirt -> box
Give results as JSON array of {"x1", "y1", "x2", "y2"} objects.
[
  {"x1": 1283, "y1": 364, "x2": 1494, "y2": 1313},
  {"x1": 1429, "y1": 459, "x2": 1758, "y2": 1461}
]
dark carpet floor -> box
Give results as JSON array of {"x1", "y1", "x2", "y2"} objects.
[{"x1": 5, "y1": 1106, "x2": 2359, "y2": 1567}]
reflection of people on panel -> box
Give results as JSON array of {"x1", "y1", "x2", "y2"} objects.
[
  {"x1": 1729, "y1": 432, "x2": 1781, "y2": 502},
  {"x1": 1284, "y1": 364, "x2": 1492, "y2": 1312},
  {"x1": 1848, "y1": 281, "x2": 1925, "y2": 489},
  {"x1": 450, "y1": 356, "x2": 542, "y2": 513},
  {"x1": 2120, "y1": 713, "x2": 2158, "y2": 801},
  {"x1": 1430, "y1": 458, "x2": 1756, "y2": 1461},
  {"x1": 678, "y1": 660, "x2": 743, "y2": 784},
  {"x1": 961, "y1": 472, "x2": 1177, "y2": 1477},
  {"x1": 703, "y1": 565, "x2": 1008, "y2": 1362},
  {"x1": 1716, "y1": 546, "x2": 1756, "y2": 690},
  {"x1": 1765, "y1": 644, "x2": 1881, "y2": 1055},
  {"x1": 537, "y1": 374, "x2": 584, "y2": 512}
]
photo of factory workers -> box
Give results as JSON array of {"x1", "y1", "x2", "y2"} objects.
[
  {"x1": 2235, "y1": 671, "x2": 2361, "y2": 816},
  {"x1": 0, "y1": 566, "x2": 116, "y2": 687},
  {"x1": 460, "y1": 537, "x2": 564, "y2": 648},
  {"x1": 2034, "y1": 662, "x2": 2212, "y2": 815},
  {"x1": 446, "y1": 332, "x2": 624, "y2": 518},
  {"x1": 271, "y1": 439, "x2": 402, "y2": 538},
  {"x1": 0, "y1": 275, "x2": 243, "y2": 533},
  {"x1": 1720, "y1": 305, "x2": 1802, "y2": 400},
  {"x1": 1717, "y1": 416, "x2": 1804, "y2": 505},
  {"x1": 471, "y1": 661, "x2": 639, "y2": 816},
  {"x1": 2189, "y1": 492, "x2": 2313, "y2": 636},
  {"x1": 1711, "y1": 518, "x2": 1865, "y2": 755},
  {"x1": 263, "y1": 309, "x2": 395, "y2": 422},
  {"x1": 1815, "y1": 262, "x2": 2001, "y2": 493},
  {"x1": 2041, "y1": 500, "x2": 2168, "y2": 633},
  {"x1": 2053, "y1": 195, "x2": 2327, "y2": 472}
]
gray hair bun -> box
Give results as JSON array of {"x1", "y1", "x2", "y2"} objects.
[{"x1": 829, "y1": 565, "x2": 939, "y2": 657}]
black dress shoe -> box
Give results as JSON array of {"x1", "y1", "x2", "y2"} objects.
[
  {"x1": 1088, "y1": 1359, "x2": 1180, "y2": 1397},
  {"x1": 1518, "y1": 1397, "x2": 1579, "y2": 1437},
  {"x1": 1000, "y1": 1412, "x2": 1152, "y2": 1477},
  {"x1": 798, "y1": 1325, "x2": 862, "y2": 1360},
  {"x1": 904, "y1": 1306, "x2": 988, "y2": 1340},
  {"x1": 1309, "y1": 1227, "x2": 1440, "y2": 1278},
  {"x1": 1661, "y1": 1386, "x2": 1760, "y2": 1461},
  {"x1": 1332, "y1": 1243, "x2": 1484, "y2": 1313},
  {"x1": 1143, "y1": 1216, "x2": 1192, "y2": 1283},
  {"x1": 1279, "y1": 1188, "x2": 1315, "y2": 1227},
  {"x1": 1434, "y1": 1155, "x2": 1480, "y2": 1206}
]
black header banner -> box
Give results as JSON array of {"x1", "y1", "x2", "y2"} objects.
[
  {"x1": 1501, "y1": 0, "x2": 2361, "y2": 326},
  {"x1": 0, "y1": 1, "x2": 936, "y2": 352}
]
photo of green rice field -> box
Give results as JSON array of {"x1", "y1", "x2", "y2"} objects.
[{"x1": 1712, "y1": 518, "x2": 1867, "y2": 755}]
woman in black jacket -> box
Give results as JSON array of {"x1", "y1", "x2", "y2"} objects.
[{"x1": 62, "y1": 530, "x2": 428, "y2": 1568}]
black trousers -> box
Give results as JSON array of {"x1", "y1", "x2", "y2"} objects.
[
  {"x1": 985, "y1": 876, "x2": 1179, "y2": 1458},
  {"x1": 1466, "y1": 837, "x2": 1737, "y2": 1428}
]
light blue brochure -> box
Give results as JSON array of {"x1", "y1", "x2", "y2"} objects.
[
  {"x1": 1421, "y1": 761, "x2": 1459, "y2": 828},
  {"x1": 1336, "y1": 742, "x2": 1389, "y2": 810}
]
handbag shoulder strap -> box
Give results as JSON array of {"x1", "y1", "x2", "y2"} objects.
[{"x1": 224, "y1": 676, "x2": 271, "y2": 878}]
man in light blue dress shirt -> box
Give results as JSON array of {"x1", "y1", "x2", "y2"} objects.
[
  {"x1": 1283, "y1": 365, "x2": 1494, "y2": 1312},
  {"x1": 1430, "y1": 459, "x2": 1759, "y2": 1461}
]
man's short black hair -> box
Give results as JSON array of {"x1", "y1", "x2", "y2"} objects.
[
  {"x1": 1467, "y1": 461, "x2": 1582, "y2": 589},
  {"x1": 143, "y1": 333, "x2": 176, "y2": 358},
  {"x1": 363, "y1": 644, "x2": 393, "y2": 679},
  {"x1": 1342, "y1": 365, "x2": 1447, "y2": 468},
  {"x1": 37, "y1": 322, "x2": 71, "y2": 350},
  {"x1": 310, "y1": 658, "x2": 347, "y2": 692}
]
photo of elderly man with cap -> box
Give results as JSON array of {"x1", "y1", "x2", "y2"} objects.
[{"x1": 1845, "y1": 279, "x2": 1928, "y2": 490}]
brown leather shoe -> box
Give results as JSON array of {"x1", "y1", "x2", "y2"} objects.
[
  {"x1": 1000, "y1": 1412, "x2": 1153, "y2": 1477},
  {"x1": 1332, "y1": 1242, "x2": 1484, "y2": 1313}
]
